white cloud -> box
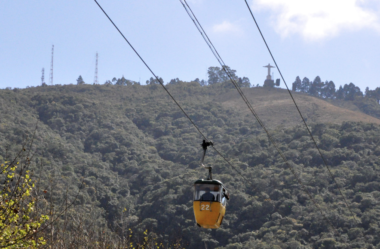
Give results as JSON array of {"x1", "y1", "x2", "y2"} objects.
[
  {"x1": 213, "y1": 21, "x2": 243, "y2": 35},
  {"x1": 252, "y1": 0, "x2": 380, "y2": 41}
]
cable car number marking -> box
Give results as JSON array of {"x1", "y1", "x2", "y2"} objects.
[{"x1": 201, "y1": 204, "x2": 210, "y2": 211}]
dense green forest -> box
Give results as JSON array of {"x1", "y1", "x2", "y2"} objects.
[{"x1": 1, "y1": 77, "x2": 380, "y2": 248}]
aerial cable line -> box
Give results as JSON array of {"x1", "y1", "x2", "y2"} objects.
[
  {"x1": 93, "y1": 0, "x2": 248, "y2": 184},
  {"x1": 180, "y1": 0, "x2": 266, "y2": 131},
  {"x1": 243, "y1": 0, "x2": 359, "y2": 224},
  {"x1": 180, "y1": 0, "x2": 340, "y2": 234}
]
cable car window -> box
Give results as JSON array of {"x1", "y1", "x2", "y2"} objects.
[
  {"x1": 221, "y1": 196, "x2": 227, "y2": 206},
  {"x1": 194, "y1": 184, "x2": 221, "y2": 202}
]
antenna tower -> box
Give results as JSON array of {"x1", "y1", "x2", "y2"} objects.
[
  {"x1": 94, "y1": 52, "x2": 98, "y2": 84},
  {"x1": 41, "y1": 68, "x2": 45, "y2": 85},
  {"x1": 50, "y1": 45, "x2": 54, "y2": 85}
]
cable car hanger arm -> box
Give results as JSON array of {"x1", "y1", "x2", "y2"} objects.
[{"x1": 200, "y1": 140, "x2": 213, "y2": 180}]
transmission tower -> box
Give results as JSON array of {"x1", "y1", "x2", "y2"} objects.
[
  {"x1": 50, "y1": 45, "x2": 54, "y2": 85},
  {"x1": 94, "y1": 52, "x2": 98, "y2": 84},
  {"x1": 41, "y1": 68, "x2": 45, "y2": 85}
]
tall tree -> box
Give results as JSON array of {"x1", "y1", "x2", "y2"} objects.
[
  {"x1": 372, "y1": 87, "x2": 380, "y2": 103},
  {"x1": 104, "y1": 80, "x2": 112, "y2": 85},
  {"x1": 308, "y1": 76, "x2": 323, "y2": 97},
  {"x1": 336, "y1": 85, "x2": 344, "y2": 99},
  {"x1": 207, "y1": 67, "x2": 220, "y2": 85},
  {"x1": 292, "y1": 76, "x2": 302, "y2": 92},
  {"x1": 365, "y1": 87, "x2": 370, "y2": 96},
  {"x1": 220, "y1": 65, "x2": 238, "y2": 82},
  {"x1": 344, "y1": 83, "x2": 363, "y2": 100},
  {"x1": 146, "y1": 77, "x2": 163, "y2": 85},
  {"x1": 115, "y1": 76, "x2": 132, "y2": 86},
  {"x1": 321, "y1": 81, "x2": 336, "y2": 99},
  {"x1": 336, "y1": 83, "x2": 363, "y2": 100},
  {"x1": 300, "y1": 77, "x2": 310, "y2": 93},
  {"x1": 168, "y1": 78, "x2": 180, "y2": 85},
  {"x1": 207, "y1": 66, "x2": 238, "y2": 85},
  {"x1": 238, "y1": 77, "x2": 251, "y2": 88},
  {"x1": 77, "y1": 75, "x2": 85, "y2": 85}
]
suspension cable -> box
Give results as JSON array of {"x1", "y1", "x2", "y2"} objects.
[
  {"x1": 93, "y1": 0, "x2": 249, "y2": 185},
  {"x1": 180, "y1": 0, "x2": 339, "y2": 233},
  {"x1": 243, "y1": 0, "x2": 358, "y2": 224}
]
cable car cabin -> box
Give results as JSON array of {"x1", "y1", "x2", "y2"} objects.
[{"x1": 193, "y1": 179, "x2": 228, "y2": 229}]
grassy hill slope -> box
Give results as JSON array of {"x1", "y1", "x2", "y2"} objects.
[{"x1": 217, "y1": 87, "x2": 380, "y2": 128}]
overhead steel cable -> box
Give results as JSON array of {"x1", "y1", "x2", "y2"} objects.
[
  {"x1": 180, "y1": 0, "x2": 267, "y2": 131},
  {"x1": 180, "y1": 0, "x2": 340, "y2": 234},
  {"x1": 243, "y1": 0, "x2": 359, "y2": 224},
  {"x1": 93, "y1": 0, "x2": 248, "y2": 184}
]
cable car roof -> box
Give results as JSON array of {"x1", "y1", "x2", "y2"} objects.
[{"x1": 194, "y1": 179, "x2": 223, "y2": 185}]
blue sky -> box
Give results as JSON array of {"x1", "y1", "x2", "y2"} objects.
[{"x1": 1, "y1": 0, "x2": 380, "y2": 91}]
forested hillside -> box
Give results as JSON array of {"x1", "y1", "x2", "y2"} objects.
[{"x1": 1, "y1": 81, "x2": 380, "y2": 248}]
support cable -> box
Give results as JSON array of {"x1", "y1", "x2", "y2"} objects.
[
  {"x1": 180, "y1": 0, "x2": 339, "y2": 233},
  {"x1": 94, "y1": 0, "x2": 248, "y2": 184},
  {"x1": 244, "y1": 0, "x2": 358, "y2": 224}
]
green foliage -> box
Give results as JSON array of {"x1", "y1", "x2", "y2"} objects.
[
  {"x1": 77, "y1": 75, "x2": 85, "y2": 85},
  {"x1": 292, "y1": 76, "x2": 363, "y2": 101},
  {"x1": 207, "y1": 66, "x2": 250, "y2": 87},
  {"x1": 2, "y1": 83, "x2": 380, "y2": 248},
  {"x1": 0, "y1": 157, "x2": 48, "y2": 248}
]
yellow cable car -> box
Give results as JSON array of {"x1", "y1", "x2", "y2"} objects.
[
  {"x1": 193, "y1": 140, "x2": 230, "y2": 229},
  {"x1": 193, "y1": 179, "x2": 228, "y2": 229}
]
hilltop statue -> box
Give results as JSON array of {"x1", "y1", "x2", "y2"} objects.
[{"x1": 263, "y1": 63, "x2": 280, "y2": 88}]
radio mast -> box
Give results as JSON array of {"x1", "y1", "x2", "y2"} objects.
[
  {"x1": 50, "y1": 45, "x2": 54, "y2": 85},
  {"x1": 41, "y1": 68, "x2": 45, "y2": 85},
  {"x1": 94, "y1": 52, "x2": 98, "y2": 84}
]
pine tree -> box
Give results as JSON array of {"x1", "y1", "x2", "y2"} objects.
[
  {"x1": 292, "y1": 76, "x2": 301, "y2": 91},
  {"x1": 76, "y1": 75, "x2": 85, "y2": 85}
]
